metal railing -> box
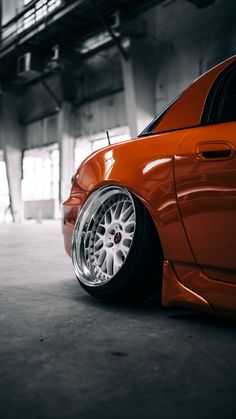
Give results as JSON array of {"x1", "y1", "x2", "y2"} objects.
[{"x1": 1, "y1": 0, "x2": 62, "y2": 46}]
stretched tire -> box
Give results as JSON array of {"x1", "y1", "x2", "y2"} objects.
[{"x1": 72, "y1": 186, "x2": 163, "y2": 301}]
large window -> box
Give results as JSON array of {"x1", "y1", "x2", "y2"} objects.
[
  {"x1": 75, "y1": 128, "x2": 130, "y2": 169},
  {"x1": 22, "y1": 145, "x2": 59, "y2": 201},
  {"x1": 74, "y1": 139, "x2": 93, "y2": 170},
  {"x1": 19, "y1": 0, "x2": 62, "y2": 34},
  {"x1": 2, "y1": 0, "x2": 62, "y2": 42}
]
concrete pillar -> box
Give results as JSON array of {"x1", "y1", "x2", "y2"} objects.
[
  {"x1": 1, "y1": 91, "x2": 23, "y2": 222},
  {"x1": 122, "y1": 38, "x2": 157, "y2": 138},
  {"x1": 58, "y1": 102, "x2": 75, "y2": 202}
]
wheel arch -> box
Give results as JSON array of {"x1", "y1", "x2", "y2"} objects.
[{"x1": 69, "y1": 140, "x2": 195, "y2": 265}]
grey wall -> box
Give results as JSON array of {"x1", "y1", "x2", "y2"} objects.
[
  {"x1": 24, "y1": 114, "x2": 58, "y2": 149},
  {"x1": 148, "y1": 0, "x2": 236, "y2": 114},
  {"x1": 20, "y1": 74, "x2": 62, "y2": 124},
  {"x1": 73, "y1": 92, "x2": 126, "y2": 138}
]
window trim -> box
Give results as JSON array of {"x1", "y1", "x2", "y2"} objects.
[{"x1": 201, "y1": 61, "x2": 236, "y2": 125}]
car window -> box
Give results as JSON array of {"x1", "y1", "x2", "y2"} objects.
[
  {"x1": 204, "y1": 65, "x2": 236, "y2": 124},
  {"x1": 216, "y1": 71, "x2": 236, "y2": 122}
]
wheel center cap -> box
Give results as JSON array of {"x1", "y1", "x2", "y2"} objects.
[{"x1": 114, "y1": 232, "x2": 122, "y2": 244}]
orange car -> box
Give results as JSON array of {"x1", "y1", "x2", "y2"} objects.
[{"x1": 62, "y1": 55, "x2": 236, "y2": 319}]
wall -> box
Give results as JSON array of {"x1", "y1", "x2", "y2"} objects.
[
  {"x1": 73, "y1": 48, "x2": 125, "y2": 138},
  {"x1": 73, "y1": 92, "x2": 126, "y2": 138},
  {"x1": 147, "y1": 0, "x2": 236, "y2": 114},
  {"x1": 24, "y1": 114, "x2": 58, "y2": 149},
  {"x1": 20, "y1": 74, "x2": 62, "y2": 124},
  {"x1": 73, "y1": 49, "x2": 123, "y2": 104}
]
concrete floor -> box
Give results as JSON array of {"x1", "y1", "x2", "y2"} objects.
[{"x1": 0, "y1": 222, "x2": 236, "y2": 419}]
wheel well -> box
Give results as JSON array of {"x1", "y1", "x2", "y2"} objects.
[{"x1": 130, "y1": 190, "x2": 164, "y2": 263}]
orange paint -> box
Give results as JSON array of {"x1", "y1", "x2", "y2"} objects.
[
  {"x1": 173, "y1": 261, "x2": 236, "y2": 319},
  {"x1": 154, "y1": 55, "x2": 236, "y2": 133},
  {"x1": 162, "y1": 260, "x2": 212, "y2": 313},
  {"x1": 62, "y1": 55, "x2": 236, "y2": 318}
]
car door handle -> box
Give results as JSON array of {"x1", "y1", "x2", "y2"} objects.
[{"x1": 196, "y1": 142, "x2": 234, "y2": 161}]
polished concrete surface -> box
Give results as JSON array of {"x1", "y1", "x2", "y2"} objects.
[{"x1": 0, "y1": 221, "x2": 236, "y2": 419}]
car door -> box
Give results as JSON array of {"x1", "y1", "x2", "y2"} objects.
[{"x1": 174, "y1": 64, "x2": 236, "y2": 284}]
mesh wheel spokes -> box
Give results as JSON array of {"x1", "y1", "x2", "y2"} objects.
[{"x1": 72, "y1": 187, "x2": 136, "y2": 287}]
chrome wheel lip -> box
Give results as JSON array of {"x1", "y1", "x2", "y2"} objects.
[{"x1": 72, "y1": 186, "x2": 136, "y2": 287}]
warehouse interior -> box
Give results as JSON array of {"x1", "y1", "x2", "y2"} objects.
[
  {"x1": 1, "y1": 0, "x2": 236, "y2": 222},
  {"x1": 1, "y1": 1, "x2": 236, "y2": 419}
]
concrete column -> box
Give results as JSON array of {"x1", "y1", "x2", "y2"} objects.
[
  {"x1": 122, "y1": 38, "x2": 157, "y2": 138},
  {"x1": 1, "y1": 91, "x2": 23, "y2": 222},
  {"x1": 58, "y1": 102, "x2": 75, "y2": 202}
]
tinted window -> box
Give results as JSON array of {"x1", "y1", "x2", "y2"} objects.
[
  {"x1": 216, "y1": 71, "x2": 236, "y2": 122},
  {"x1": 204, "y1": 65, "x2": 236, "y2": 124}
]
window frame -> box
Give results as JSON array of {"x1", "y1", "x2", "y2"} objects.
[{"x1": 201, "y1": 61, "x2": 236, "y2": 125}]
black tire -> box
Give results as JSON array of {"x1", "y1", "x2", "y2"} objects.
[{"x1": 72, "y1": 186, "x2": 163, "y2": 302}]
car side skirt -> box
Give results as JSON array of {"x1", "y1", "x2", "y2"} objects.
[
  {"x1": 163, "y1": 260, "x2": 236, "y2": 319},
  {"x1": 162, "y1": 260, "x2": 212, "y2": 313}
]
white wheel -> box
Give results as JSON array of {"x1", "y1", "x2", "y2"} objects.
[
  {"x1": 72, "y1": 186, "x2": 136, "y2": 286},
  {"x1": 72, "y1": 186, "x2": 163, "y2": 301}
]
